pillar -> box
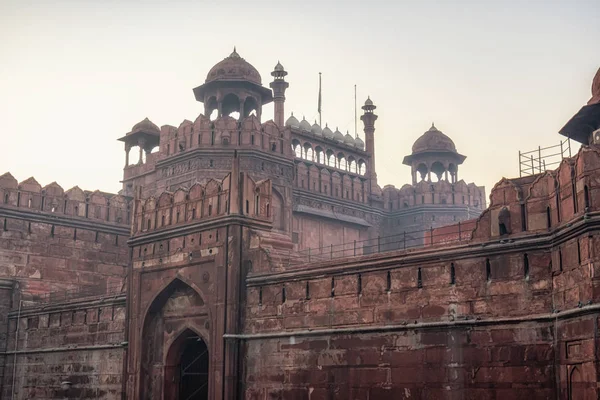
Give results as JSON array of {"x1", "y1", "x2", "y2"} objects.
[
  {"x1": 360, "y1": 97, "x2": 378, "y2": 193},
  {"x1": 125, "y1": 144, "x2": 131, "y2": 167},
  {"x1": 270, "y1": 62, "x2": 289, "y2": 127},
  {"x1": 137, "y1": 138, "x2": 146, "y2": 165}
]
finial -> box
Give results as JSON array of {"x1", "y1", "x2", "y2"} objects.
[
  {"x1": 230, "y1": 46, "x2": 240, "y2": 58},
  {"x1": 291, "y1": 111, "x2": 294, "y2": 116}
]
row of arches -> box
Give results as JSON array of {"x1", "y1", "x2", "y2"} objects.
[
  {"x1": 292, "y1": 140, "x2": 367, "y2": 175},
  {"x1": 414, "y1": 161, "x2": 458, "y2": 183},
  {"x1": 205, "y1": 93, "x2": 261, "y2": 121}
]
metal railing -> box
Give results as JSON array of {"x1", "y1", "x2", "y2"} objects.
[
  {"x1": 519, "y1": 139, "x2": 572, "y2": 177},
  {"x1": 286, "y1": 221, "x2": 476, "y2": 267}
]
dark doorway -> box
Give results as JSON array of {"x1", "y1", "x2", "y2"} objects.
[
  {"x1": 179, "y1": 335, "x2": 209, "y2": 400},
  {"x1": 165, "y1": 329, "x2": 209, "y2": 400}
]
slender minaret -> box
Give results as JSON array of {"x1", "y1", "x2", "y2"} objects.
[
  {"x1": 360, "y1": 97, "x2": 378, "y2": 185},
  {"x1": 270, "y1": 61, "x2": 289, "y2": 127}
]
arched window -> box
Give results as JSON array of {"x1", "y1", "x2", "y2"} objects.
[
  {"x1": 546, "y1": 206, "x2": 552, "y2": 228},
  {"x1": 584, "y1": 185, "x2": 590, "y2": 210},
  {"x1": 450, "y1": 263, "x2": 455, "y2": 285},
  {"x1": 524, "y1": 254, "x2": 529, "y2": 279}
]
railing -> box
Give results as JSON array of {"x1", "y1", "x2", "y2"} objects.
[
  {"x1": 519, "y1": 139, "x2": 572, "y2": 177},
  {"x1": 286, "y1": 221, "x2": 476, "y2": 267},
  {"x1": 22, "y1": 282, "x2": 125, "y2": 307}
]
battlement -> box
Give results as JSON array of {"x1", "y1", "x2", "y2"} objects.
[
  {"x1": 133, "y1": 173, "x2": 273, "y2": 235},
  {"x1": 382, "y1": 180, "x2": 486, "y2": 211},
  {"x1": 0, "y1": 172, "x2": 131, "y2": 226},
  {"x1": 123, "y1": 114, "x2": 292, "y2": 174}
]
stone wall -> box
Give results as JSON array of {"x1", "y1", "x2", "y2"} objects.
[{"x1": 2, "y1": 295, "x2": 126, "y2": 399}]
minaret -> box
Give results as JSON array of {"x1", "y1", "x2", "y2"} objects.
[
  {"x1": 360, "y1": 97, "x2": 378, "y2": 184},
  {"x1": 270, "y1": 61, "x2": 289, "y2": 127}
]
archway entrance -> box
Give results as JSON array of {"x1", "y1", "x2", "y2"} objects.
[
  {"x1": 165, "y1": 329, "x2": 210, "y2": 400},
  {"x1": 179, "y1": 334, "x2": 209, "y2": 399}
]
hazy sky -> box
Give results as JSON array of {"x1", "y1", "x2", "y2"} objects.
[{"x1": 0, "y1": 0, "x2": 598, "y2": 196}]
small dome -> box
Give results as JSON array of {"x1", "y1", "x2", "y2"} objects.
[
  {"x1": 299, "y1": 117, "x2": 311, "y2": 131},
  {"x1": 311, "y1": 121, "x2": 322, "y2": 136},
  {"x1": 322, "y1": 124, "x2": 334, "y2": 139},
  {"x1": 344, "y1": 132, "x2": 355, "y2": 145},
  {"x1": 132, "y1": 117, "x2": 160, "y2": 135},
  {"x1": 354, "y1": 136, "x2": 365, "y2": 150},
  {"x1": 206, "y1": 47, "x2": 262, "y2": 85},
  {"x1": 590, "y1": 67, "x2": 600, "y2": 105},
  {"x1": 285, "y1": 113, "x2": 300, "y2": 128},
  {"x1": 411, "y1": 123, "x2": 457, "y2": 154},
  {"x1": 333, "y1": 128, "x2": 344, "y2": 142},
  {"x1": 364, "y1": 96, "x2": 373, "y2": 106},
  {"x1": 274, "y1": 61, "x2": 285, "y2": 72}
]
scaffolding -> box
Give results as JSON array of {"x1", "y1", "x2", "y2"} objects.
[{"x1": 519, "y1": 138, "x2": 572, "y2": 177}]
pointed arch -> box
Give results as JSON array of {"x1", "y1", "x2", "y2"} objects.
[{"x1": 140, "y1": 276, "x2": 210, "y2": 399}]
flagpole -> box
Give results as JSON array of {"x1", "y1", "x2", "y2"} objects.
[
  {"x1": 354, "y1": 84, "x2": 357, "y2": 138},
  {"x1": 318, "y1": 72, "x2": 322, "y2": 126}
]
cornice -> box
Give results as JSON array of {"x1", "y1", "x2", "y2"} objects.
[
  {"x1": 0, "y1": 206, "x2": 130, "y2": 236},
  {"x1": 246, "y1": 212, "x2": 600, "y2": 285}
]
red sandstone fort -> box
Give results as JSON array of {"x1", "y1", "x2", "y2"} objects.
[{"x1": 0, "y1": 49, "x2": 599, "y2": 399}]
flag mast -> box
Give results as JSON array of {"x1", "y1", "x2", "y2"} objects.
[
  {"x1": 318, "y1": 72, "x2": 322, "y2": 126},
  {"x1": 354, "y1": 84, "x2": 358, "y2": 138}
]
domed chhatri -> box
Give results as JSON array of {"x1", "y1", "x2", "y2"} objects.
[
  {"x1": 590, "y1": 67, "x2": 600, "y2": 105},
  {"x1": 273, "y1": 61, "x2": 285, "y2": 73},
  {"x1": 131, "y1": 117, "x2": 160, "y2": 135},
  {"x1": 322, "y1": 124, "x2": 334, "y2": 139},
  {"x1": 311, "y1": 121, "x2": 322, "y2": 136},
  {"x1": 299, "y1": 117, "x2": 312, "y2": 131},
  {"x1": 354, "y1": 135, "x2": 365, "y2": 150},
  {"x1": 364, "y1": 96, "x2": 374, "y2": 107},
  {"x1": 344, "y1": 131, "x2": 355, "y2": 146},
  {"x1": 333, "y1": 127, "x2": 344, "y2": 142},
  {"x1": 205, "y1": 47, "x2": 262, "y2": 85},
  {"x1": 411, "y1": 123, "x2": 457, "y2": 154},
  {"x1": 285, "y1": 113, "x2": 300, "y2": 128}
]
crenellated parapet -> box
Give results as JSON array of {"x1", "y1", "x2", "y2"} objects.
[
  {"x1": 129, "y1": 114, "x2": 292, "y2": 161},
  {"x1": 382, "y1": 179, "x2": 486, "y2": 211},
  {"x1": 133, "y1": 172, "x2": 275, "y2": 235},
  {"x1": 471, "y1": 145, "x2": 600, "y2": 242},
  {"x1": 0, "y1": 172, "x2": 131, "y2": 226}
]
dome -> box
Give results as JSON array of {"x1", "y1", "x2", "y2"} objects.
[
  {"x1": 590, "y1": 67, "x2": 600, "y2": 105},
  {"x1": 205, "y1": 48, "x2": 262, "y2": 85},
  {"x1": 411, "y1": 123, "x2": 457, "y2": 154},
  {"x1": 322, "y1": 124, "x2": 334, "y2": 139},
  {"x1": 132, "y1": 117, "x2": 160, "y2": 135},
  {"x1": 274, "y1": 61, "x2": 285, "y2": 72},
  {"x1": 364, "y1": 96, "x2": 373, "y2": 106},
  {"x1": 333, "y1": 127, "x2": 344, "y2": 142},
  {"x1": 354, "y1": 136, "x2": 365, "y2": 150},
  {"x1": 285, "y1": 113, "x2": 300, "y2": 128},
  {"x1": 311, "y1": 121, "x2": 322, "y2": 136},
  {"x1": 344, "y1": 132, "x2": 355, "y2": 146},
  {"x1": 299, "y1": 117, "x2": 311, "y2": 131}
]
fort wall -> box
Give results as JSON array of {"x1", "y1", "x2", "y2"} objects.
[{"x1": 2, "y1": 295, "x2": 126, "y2": 399}]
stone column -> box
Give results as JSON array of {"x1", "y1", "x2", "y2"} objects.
[
  {"x1": 270, "y1": 62, "x2": 289, "y2": 127},
  {"x1": 125, "y1": 144, "x2": 131, "y2": 167},
  {"x1": 137, "y1": 138, "x2": 146, "y2": 165}
]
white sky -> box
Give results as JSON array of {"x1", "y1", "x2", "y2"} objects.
[{"x1": 0, "y1": 0, "x2": 598, "y2": 195}]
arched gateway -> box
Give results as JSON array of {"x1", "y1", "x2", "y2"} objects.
[
  {"x1": 140, "y1": 278, "x2": 210, "y2": 399},
  {"x1": 164, "y1": 329, "x2": 209, "y2": 400}
]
